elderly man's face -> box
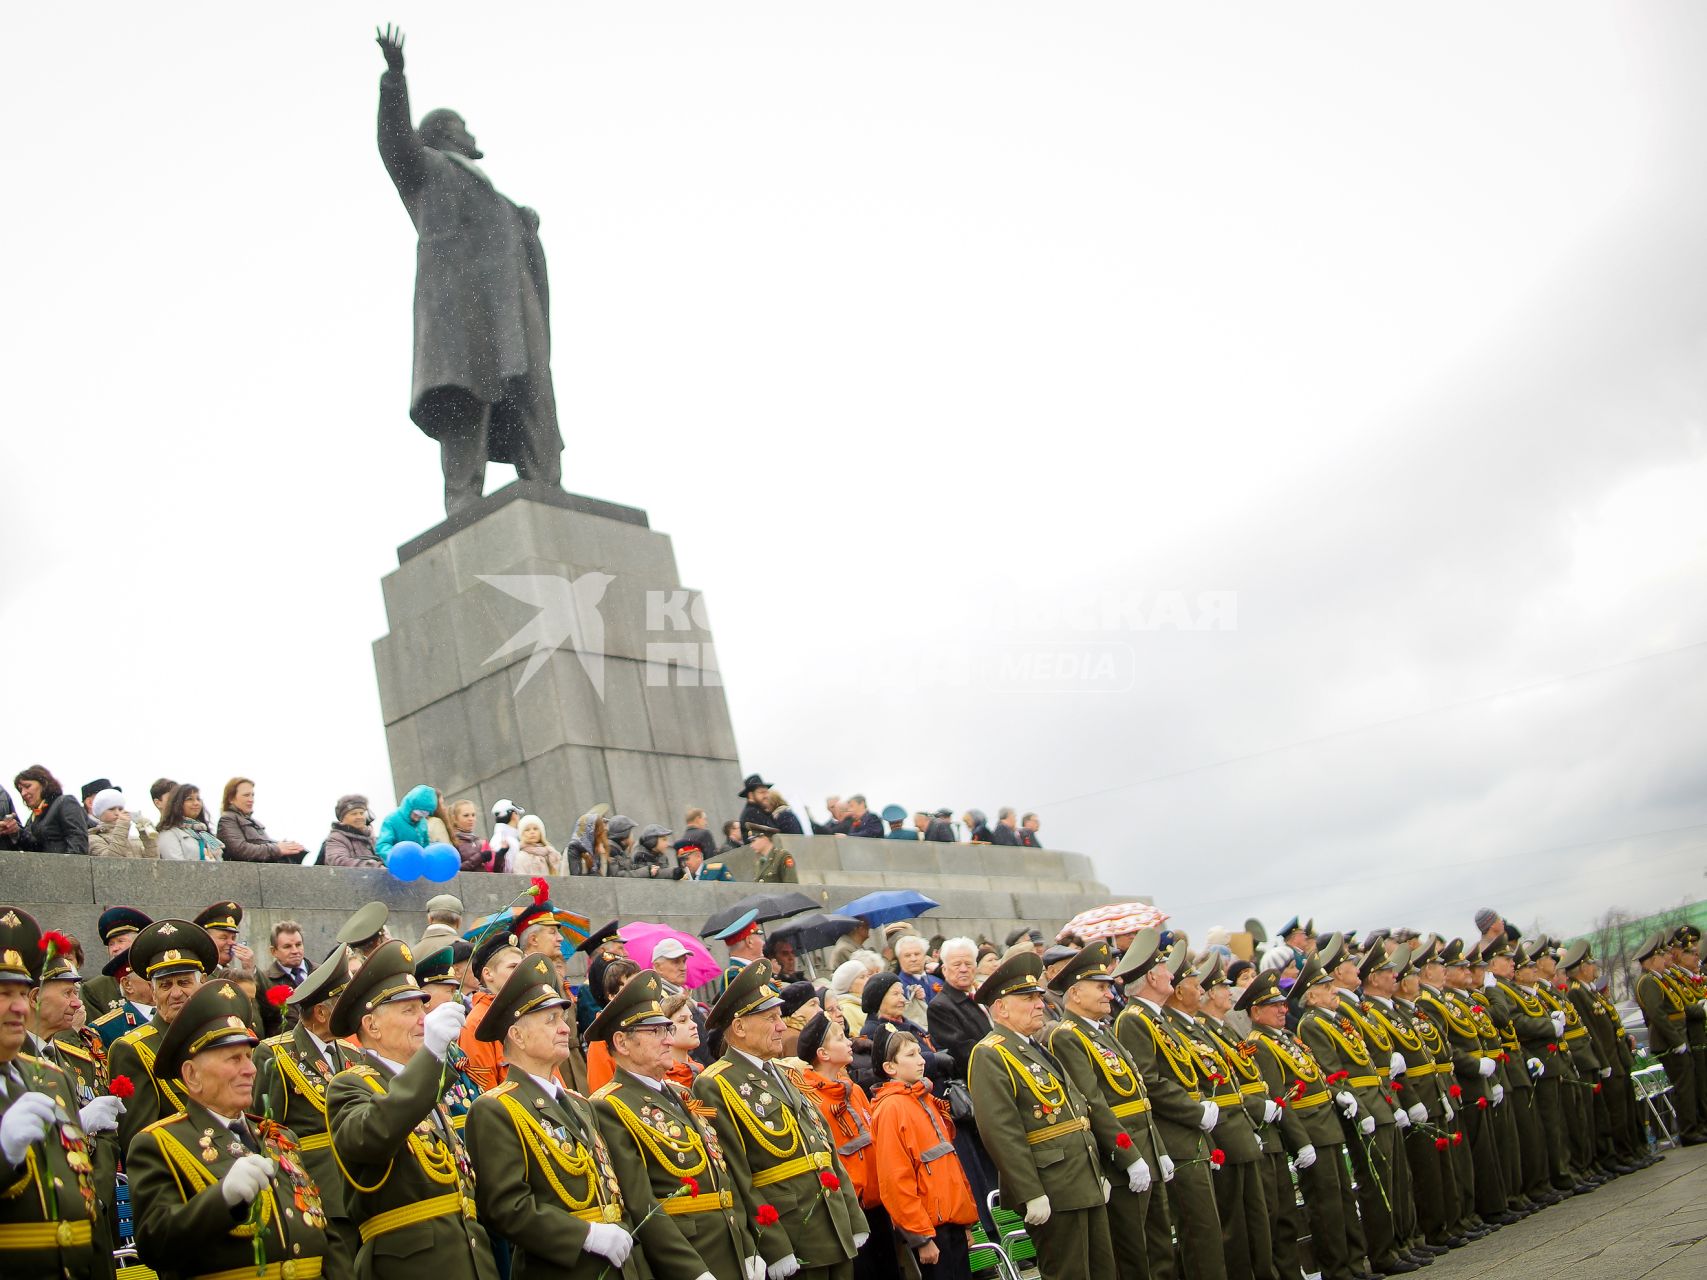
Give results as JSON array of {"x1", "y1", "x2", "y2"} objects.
[
  {"x1": 182, "y1": 1044, "x2": 256, "y2": 1118},
  {"x1": 992, "y1": 991, "x2": 1046, "y2": 1037},
  {"x1": 153, "y1": 972, "x2": 203, "y2": 1023},
  {"x1": 32, "y1": 980, "x2": 81, "y2": 1033},
  {"x1": 769, "y1": 941, "x2": 796, "y2": 972},
  {"x1": 0, "y1": 984, "x2": 33, "y2": 1053},
  {"x1": 271, "y1": 931, "x2": 304, "y2": 967},
  {"x1": 940, "y1": 950, "x2": 976, "y2": 992},
  {"x1": 653, "y1": 953, "x2": 687, "y2": 986}
]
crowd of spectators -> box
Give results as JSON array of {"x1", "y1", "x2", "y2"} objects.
[{"x1": 0, "y1": 763, "x2": 1049, "y2": 872}]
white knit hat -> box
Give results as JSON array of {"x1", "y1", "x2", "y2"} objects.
[{"x1": 90, "y1": 789, "x2": 126, "y2": 819}]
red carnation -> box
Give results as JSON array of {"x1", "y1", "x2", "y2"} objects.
[
  {"x1": 1390, "y1": 1079, "x2": 1403, "y2": 1092},
  {"x1": 528, "y1": 876, "x2": 551, "y2": 902},
  {"x1": 39, "y1": 931, "x2": 75, "y2": 956},
  {"x1": 819, "y1": 1171, "x2": 840, "y2": 1191},
  {"x1": 1592, "y1": 1083, "x2": 1602, "y2": 1095},
  {"x1": 1290, "y1": 1080, "x2": 1308, "y2": 1100},
  {"x1": 1326, "y1": 1071, "x2": 1349, "y2": 1086},
  {"x1": 1209, "y1": 1149, "x2": 1226, "y2": 1168},
  {"x1": 1472, "y1": 1005, "x2": 1484, "y2": 1015},
  {"x1": 1452, "y1": 1132, "x2": 1463, "y2": 1146},
  {"x1": 681, "y1": 1177, "x2": 700, "y2": 1197},
  {"x1": 755, "y1": 1204, "x2": 780, "y2": 1228},
  {"x1": 1434, "y1": 1137, "x2": 1449, "y2": 1150},
  {"x1": 1115, "y1": 1132, "x2": 1134, "y2": 1150},
  {"x1": 1272, "y1": 1097, "x2": 1286, "y2": 1109},
  {"x1": 1448, "y1": 1084, "x2": 1462, "y2": 1099},
  {"x1": 108, "y1": 1075, "x2": 136, "y2": 1100},
  {"x1": 1476, "y1": 1097, "x2": 1490, "y2": 1110},
  {"x1": 265, "y1": 984, "x2": 293, "y2": 1008}
]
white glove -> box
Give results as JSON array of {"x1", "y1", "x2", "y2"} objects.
[
  {"x1": 1159, "y1": 1154, "x2": 1175, "y2": 1182},
  {"x1": 1394, "y1": 1109, "x2": 1411, "y2": 1130},
  {"x1": 583, "y1": 1223, "x2": 634, "y2": 1265},
  {"x1": 1673, "y1": 1043, "x2": 1689, "y2": 1056},
  {"x1": 1483, "y1": 972, "x2": 1496, "y2": 989},
  {"x1": 1198, "y1": 1101, "x2": 1219, "y2": 1131},
  {"x1": 765, "y1": 1254, "x2": 799, "y2": 1280},
  {"x1": 1600, "y1": 1067, "x2": 1611, "y2": 1079},
  {"x1": 744, "y1": 1257, "x2": 766, "y2": 1280},
  {"x1": 852, "y1": 1234, "x2": 869, "y2": 1250},
  {"x1": 0, "y1": 1093, "x2": 58, "y2": 1164},
  {"x1": 1407, "y1": 1103, "x2": 1427, "y2": 1125},
  {"x1": 1526, "y1": 1057, "x2": 1544, "y2": 1079},
  {"x1": 78, "y1": 1095, "x2": 125, "y2": 1134},
  {"x1": 1390, "y1": 1052, "x2": 1408, "y2": 1077},
  {"x1": 1336, "y1": 1092, "x2": 1358, "y2": 1119},
  {"x1": 219, "y1": 1155, "x2": 275, "y2": 1207},
  {"x1": 1262, "y1": 1099, "x2": 1283, "y2": 1124},
  {"x1": 1550, "y1": 1011, "x2": 1566, "y2": 1036},
  {"x1": 1128, "y1": 1160, "x2": 1152, "y2": 1193},
  {"x1": 1442, "y1": 1098, "x2": 1455, "y2": 1122},
  {"x1": 1294, "y1": 1143, "x2": 1317, "y2": 1170},
  {"x1": 1359, "y1": 1115, "x2": 1375, "y2": 1136},
  {"x1": 1023, "y1": 1195, "x2": 1052, "y2": 1226},
  {"x1": 1490, "y1": 1084, "x2": 1505, "y2": 1106},
  {"x1": 422, "y1": 1002, "x2": 468, "y2": 1060},
  {"x1": 1478, "y1": 1058, "x2": 1497, "y2": 1078},
  {"x1": 1100, "y1": 1177, "x2": 1111, "y2": 1203}
]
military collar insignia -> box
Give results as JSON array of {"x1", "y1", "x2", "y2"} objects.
[{"x1": 0, "y1": 911, "x2": 19, "y2": 927}]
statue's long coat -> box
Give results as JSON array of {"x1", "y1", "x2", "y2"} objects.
[{"x1": 378, "y1": 70, "x2": 561, "y2": 464}]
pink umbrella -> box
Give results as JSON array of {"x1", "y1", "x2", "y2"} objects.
[
  {"x1": 1059, "y1": 902, "x2": 1170, "y2": 943},
  {"x1": 619, "y1": 921, "x2": 722, "y2": 989}
]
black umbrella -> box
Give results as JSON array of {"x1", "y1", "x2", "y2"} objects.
[
  {"x1": 699, "y1": 891, "x2": 819, "y2": 939},
  {"x1": 769, "y1": 913, "x2": 863, "y2": 954}
]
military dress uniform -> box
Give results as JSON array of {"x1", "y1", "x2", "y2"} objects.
[
  {"x1": 1245, "y1": 968, "x2": 1360, "y2": 1280},
  {"x1": 0, "y1": 908, "x2": 102, "y2": 1280},
  {"x1": 194, "y1": 903, "x2": 279, "y2": 1041},
  {"x1": 1532, "y1": 958, "x2": 1601, "y2": 1182},
  {"x1": 1633, "y1": 930, "x2": 1703, "y2": 1144},
  {"x1": 1561, "y1": 942, "x2": 1647, "y2": 1169},
  {"x1": 1172, "y1": 970, "x2": 1271, "y2": 1280},
  {"x1": 108, "y1": 920, "x2": 222, "y2": 1156},
  {"x1": 1463, "y1": 949, "x2": 1532, "y2": 1214},
  {"x1": 1484, "y1": 945, "x2": 1565, "y2": 1199},
  {"x1": 693, "y1": 960, "x2": 865, "y2": 1280},
  {"x1": 1297, "y1": 962, "x2": 1403, "y2": 1275},
  {"x1": 1414, "y1": 959, "x2": 1508, "y2": 1224},
  {"x1": 588, "y1": 970, "x2": 756, "y2": 1280},
  {"x1": 80, "y1": 908, "x2": 152, "y2": 1022},
  {"x1": 1043, "y1": 943, "x2": 1173, "y2": 1280},
  {"x1": 967, "y1": 952, "x2": 1112, "y2": 1280},
  {"x1": 253, "y1": 945, "x2": 361, "y2": 1280},
  {"x1": 747, "y1": 828, "x2": 799, "y2": 884},
  {"x1": 1112, "y1": 933, "x2": 1226, "y2": 1280},
  {"x1": 1662, "y1": 928, "x2": 1707, "y2": 1139},
  {"x1": 128, "y1": 980, "x2": 330, "y2": 1280},
  {"x1": 464, "y1": 955, "x2": 642, "y2": 1280},
  {"x1": 323, "y1": 942, "x2": 496, "y2": 1280}
]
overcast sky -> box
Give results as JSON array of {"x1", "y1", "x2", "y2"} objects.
[{"x1": 4, "y1": 2, "x2": 1704, "y2": 944}]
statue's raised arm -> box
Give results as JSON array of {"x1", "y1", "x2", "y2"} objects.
[{"x1": 375, "y1": 24, "x2": 429, "y2": 196}]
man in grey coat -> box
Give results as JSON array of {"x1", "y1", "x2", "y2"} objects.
[{"x1": 375, "y1": 26, "x2": 563, "y2": 516}]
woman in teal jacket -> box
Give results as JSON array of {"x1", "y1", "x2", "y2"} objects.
[{"x1": 374, "y1": 783, "x2": 438, "y2": 861}]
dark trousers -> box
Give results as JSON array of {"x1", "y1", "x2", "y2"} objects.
[
  {"x1": 854, "y1": 1205, "x2": 903, "y2": 1280},
  {"x1": 1561, "y1": 1075, "x2": 1594, "y2": 1175},
  {"x1": 1296, "y1": 1145, "x2": 1360, "y2": 1280},
  {"x1": 1461, "y1": 1103, "x2": 1506, "y2": 1219},
  {"x1": 1508, "y1": 1086, "x2": 1550, "y2": 1199},
  {"x1": 804, "y1": 1263, "x2": 856, "y2": 1280},
  {"x1": 1402, "y1": 1125, "x2": 1449, "y2": 1244},
  {"x1": 1165, "y1": 1160, "x2": 1227, "y2": 1280},
  {"x1": 1533, "y1": 1077, "x2": 1572, "y2": 1189},
  {"x1": 1346, "y1": 1122, "x2": 1402, "y2": 1270},
  {"x1": 1662, "y1": 1050, "x2": 1699, "y2": 1138},
  {"x1": 1211, "y1": 1158, "x2": 1273, "y2": 1280},
  {"x1": 1258, "y1": 1152, "x2": 1304, "y2": 1280},
  {"x1": 1106, "y1": 1168, "x2": 1175, "y2": 1280},
  {"x1": 918, "y1": 1224, "x2": 972, "y2": 1280},
  {"x1": 1028, "y1": 1204, "x2": 1114, "y2": 1280}
]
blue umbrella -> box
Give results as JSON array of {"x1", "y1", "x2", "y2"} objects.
[{"x1": 832, "y1": 890, "x2": 941, "y2": 927}]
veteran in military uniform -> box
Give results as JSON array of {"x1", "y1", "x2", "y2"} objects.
[
  {"x1": 108, "y1": 919, "x2": 221, "y2": 1155},
  {"x1": 465, "y1": 954, "x2": 642, "y2": 1280},
  {"x1": 693, "y1": 959, "x2": 866, "y2": 1280},
  {"x1": 589, "y1": 968, "x2": 758, "y2": 1280},
  {"x1": 1245, "y1": 967, "x2": 1360, "y2": 1280},
  {"x1": 129, "y1": 979, "x2": 330, "y2": 1280},
  {"x1": 1561, "y1": 941, "x2": 1649, "y2": 1170},
  {"x1": 968, "y1": 950, "x2": 1112, "y2": 1280},
  {"x1": 0, "y1": 908, "x2": 112, "y2": 1280},
  {"x1": 196, "y1": 901, "x2": 279, "y2": 1040},
  {"x1": 1663, "y1": 927, "x2": 1707, "y2": 1139},
  {"x1": 748, "y1": 827, "x2": 799, "y2": 884},
  {"x1": 253, "y1": 945, "x2": 361, "y2": 1280},
  {"x1": 1634, "y1": 929, "x2": 1705, "y2": 1144},
  {"x1": 1112, "y1": 930, "x2": 1225, "y2": 1280},
  {"x1": 1043, "y1": 942, "x2": 1170, "y2": 1280},
  {"x1": 89, "y1": 943, "x2": 158, "y2": 1050},
  {"x1": 324, "y1": 941, "x2": 495, "y2": 1280},
  {"x1": 81, "y1": 907, "x2": 151, "y2": 1022},
  {"x1": 1482, "y1": 939, "x2": 1563, "y2": 1201}
]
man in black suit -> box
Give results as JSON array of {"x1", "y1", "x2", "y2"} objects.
[
  {"x1": 842, "y1": 794, "x2": 884, "y2": 839},
  {"x1": 260, "y1": 920, "x2": 308, "y2": 1031},
  {"x1": 991, "y1": 808, "x2": 1022, "y2": 845}
]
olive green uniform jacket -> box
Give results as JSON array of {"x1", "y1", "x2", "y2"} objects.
[
  {"x1": 0, "y1": 1053, "x2": 100, "y2": 1280},
  {"x1": 110, "y1": 1014, "x2": 190, "y2": 1156},
  {"x1": 966, "y1": 1025, "x2": 1108, "y2": 1212}
]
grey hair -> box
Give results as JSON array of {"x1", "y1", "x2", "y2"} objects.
[
  {"x1": 518, "y1": 922, "x2": 556, "y2": 954},
  {"x1": 893, "y1": 934, "x2": 927, "y2": 956},
  {"x1": 940, "y1": 936, "x2": 979, "y2": 963},
  {"x1": 850, "y1": 948, "x2": 885, "y2": 974},
  {"x1": 830, "y1": 960, "x2": 867, "y2": 995},
  {"x1": 998, "y1": 807, "x2": 1015, "y2": 821}
]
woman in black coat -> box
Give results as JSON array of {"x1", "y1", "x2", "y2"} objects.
[{"x1": 3, "y1": 765, "x2": 89, "y2": 853}]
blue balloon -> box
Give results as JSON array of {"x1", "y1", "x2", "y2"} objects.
[
  {"x1": 422, "y1": 842, "x2": 459, "y2": 883},
  {"x1": 387, "y1": 841, "x2": 425, "y2": 882}
]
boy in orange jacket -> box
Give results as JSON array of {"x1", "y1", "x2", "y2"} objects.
[{"x1": 872, "y1": 1031, "x2": 979, "y2": 1280}]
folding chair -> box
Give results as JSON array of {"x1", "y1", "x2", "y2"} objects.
[
  {"x1": 1631, "y1": 1064, "x2": 1679, "y2": 1150},
  {"x1": 969, "y1": 1189, "x2": 1035, "y2": 1280}
]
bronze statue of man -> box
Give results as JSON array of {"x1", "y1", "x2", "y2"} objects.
[{"x1": 375, "y1": 25, "x2": 564, "y2": 517}]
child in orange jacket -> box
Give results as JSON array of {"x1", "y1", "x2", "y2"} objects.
[{"x1": 871, "y1": 1031, "x2": 978, "y2": 1280}]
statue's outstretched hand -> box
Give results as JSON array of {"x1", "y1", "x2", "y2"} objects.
[{"x1": 376, "y1": 24, "x2": 406, "y2": 74}]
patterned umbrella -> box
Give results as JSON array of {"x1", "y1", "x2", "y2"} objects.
[{"x1": 1058, "y1": 902, "x2": 1169, "y2": 943}]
